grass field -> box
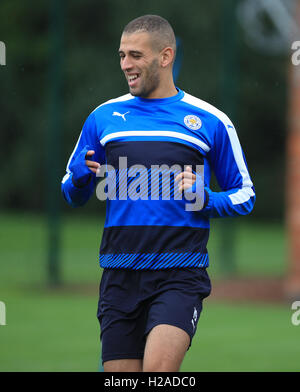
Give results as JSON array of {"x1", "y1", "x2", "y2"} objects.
[{"x1": 1, "y1": 211, "x2": 299, "y2": 372}]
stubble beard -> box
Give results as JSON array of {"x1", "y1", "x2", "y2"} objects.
[{"x1": 129, "y1": 58, "x2": 160, "y2": 98}]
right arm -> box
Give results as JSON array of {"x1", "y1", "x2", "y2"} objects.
[{"x1": 61, "y1": 112, "x2": 105, "y2": 207}]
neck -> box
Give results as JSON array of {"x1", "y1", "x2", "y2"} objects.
[{"x1": 146, "y1": 76, "x2": 177, "y2": 99}]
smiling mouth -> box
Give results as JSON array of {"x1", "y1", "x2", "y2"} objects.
[{"x1": 127, "y1": 74, "x2": 140, "y2": 87}]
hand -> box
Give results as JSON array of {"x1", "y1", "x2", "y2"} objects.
[
  {"x1": 175, "y1": 166, "x2": 196, "y2": 192},
  {"x1": 69, "y1": 145, "x2": 101, "y2": 187},
  {"x1": 85, "y1": 150, "x2": 101, "y2": 174}
]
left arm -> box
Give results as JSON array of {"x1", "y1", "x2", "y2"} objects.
[{"x1": 201, "y1": 119, "x2": 255, "y2": 218}]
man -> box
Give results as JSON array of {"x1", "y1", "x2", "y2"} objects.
[{"x1": 61, "y1": 15, "x2": 255, "y2": 372}]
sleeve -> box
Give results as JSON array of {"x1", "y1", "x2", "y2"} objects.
[
  {"x1": 61, "y1": 112, "x2": 105, "y2": 207},
  {"x1": 201, "y1": 119, "x2": 256, "y2": 218}
]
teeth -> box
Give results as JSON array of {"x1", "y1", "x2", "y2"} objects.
[{"x1": 128, "y1": 75, "x2": 138, "y2": 81}]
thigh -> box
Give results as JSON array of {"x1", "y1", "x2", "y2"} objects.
[
  {"x1": 97, "y1": 269, "x2": 148, "y2": 364},
  {"x1": 142, "y1": 267, "x2": 211, "y2": 371},
  {"x1": 104, "y1": 359, "x2": 143, "y2": 372},
  {"x1": 145, "y1": 268, "x2": 211, "y2": 345},
  {"x1": 145, "y1": 268, "x2": 211, "y2": 346},
  {"x1": 143, "y1": 324, "x2": 190, "y2": 372}
]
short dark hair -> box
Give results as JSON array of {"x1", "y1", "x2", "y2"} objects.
[{"x1": 123, "y1": 15, "x2": 176, "y2": 54}]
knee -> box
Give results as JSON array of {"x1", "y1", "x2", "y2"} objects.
[{"x1": 143, "y1": 355, "x2": 180, "y2": 372}]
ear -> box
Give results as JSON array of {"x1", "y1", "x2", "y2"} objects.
[{"x1": 160, "y1": 47, "x2": 175, "y2": 68}]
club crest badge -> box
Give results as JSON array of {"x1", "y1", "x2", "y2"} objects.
[{"x1": 184, "y1": 115, "x2": 202, "y2": 130}]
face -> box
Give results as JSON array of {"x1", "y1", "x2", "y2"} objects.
[{"x1": 119, "y1": 32, "x2": 161, "y2": 98}]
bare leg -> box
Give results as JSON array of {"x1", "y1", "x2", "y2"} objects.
[
  {"x1": 104, "y1": 359, "x2": 143, "y2": 372},
  {"x1": 143, "y1": 324, "x2": 190, "y2": 372}
]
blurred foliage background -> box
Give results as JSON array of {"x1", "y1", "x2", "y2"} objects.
[
  {"x1": 0, "y1": 0, "x2": 288, "y2": 219},
  {"x1": 1, "y1": 0, "x2": 298, "y2": 372}
]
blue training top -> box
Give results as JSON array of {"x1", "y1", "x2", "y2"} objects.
[{"x1": 61, "y1": 88, "x2": 255, "y2": 270}]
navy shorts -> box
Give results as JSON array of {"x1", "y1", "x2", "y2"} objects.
[{"x1": 97, "y1": 267, "x2": 211, "y2": 364}]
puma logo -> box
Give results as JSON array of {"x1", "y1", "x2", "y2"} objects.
[{"x1": 112, "y1": 111, "x2": 130, "y2": 121}]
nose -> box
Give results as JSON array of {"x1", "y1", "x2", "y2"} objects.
[{"x1": 121, "y1": 55, "x2": 133, "y2": 72}]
